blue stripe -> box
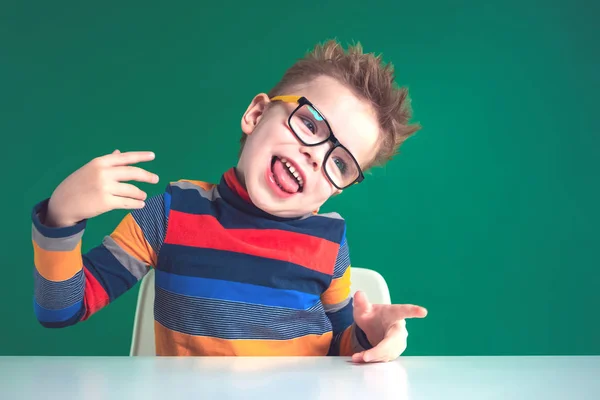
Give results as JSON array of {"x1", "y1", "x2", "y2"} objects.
[
  {"x1": 31, "y1": 199, "x2": 87, "y2": 239},
  {"x1": 82, "y1": 244, "x2": 137, "y2": 302},
  {"x1": 333, "y1": 240, "x2": 350, "y2": 279},
  {"x1": 155, "y1": 269, "x2": 319, "y2": 310},
  {"x1": 326, "y1": 298, "x2": 354, "y2": 334},
  {"x1": 169, "y1": 185, "x2": 346, "y2": 244},
  {"x1": 34, "y1": 298, "x2": 83, "y2": 323},
  {"x1": 34, "y1": 268, "x2": 84, "y2": 310},
  {"x1": 328, "y1": 332, "x2": 344, "y2": 356},
  {"x1": 355, "y1": 325, "x2": 373, "y2": 349},
  {"x1": 131, "y1": 193, "x2": 167, "y2": 256},
  {"x1": 37, "y1": 311, "x2": 83, "y2": 328},
  {"x1": 158, "y1": 244, "x2": 329, "y2": 295},
  {"x1": 155, "y1": 286, "x2": 331, "y2": 339},
  {"x1": 163, "y1": 191, "x2": 171, "y2": 218},
  {"x1": 168, "y1": 185, "x2": 213, "y2": 215}
]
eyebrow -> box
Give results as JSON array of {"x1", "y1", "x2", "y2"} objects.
[
  {"x1": 322, "y1": 107, "x2": 372, "y2": 166},
  {"x1": 311, "y1": 103, "x2": 356, "y2": 152}
]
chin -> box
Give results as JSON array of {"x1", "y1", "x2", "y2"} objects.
[
  {"x1": 246, "y1": 183, "x2": 304, "y2": 218},
  {"x1": 252, "y1": 194, "x2": 300, "y2": 218},
  {"x1": 246, "y1": 181, "x2": 278, "y2": 212}
]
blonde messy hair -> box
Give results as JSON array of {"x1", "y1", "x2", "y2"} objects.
[{"x1": 240, "y1": 39, "x2": 421, "y2": 169}]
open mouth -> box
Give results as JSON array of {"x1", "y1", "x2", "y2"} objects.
[{"x1": 271, "y1": 156, "x2": 304, "y2": 194}]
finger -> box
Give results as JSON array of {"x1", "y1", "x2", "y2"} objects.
[
  {"x1": 351, "y1": 351, "x2": 366, "y2": 363},
  {"x1": 110, "y1": 196, "x2": 146, "y2": 210},
  {"x1": 353, "y1": 290, "x2": 372, "y2": 315},
  {"x1": 362, "y1": 324, "x2": 407, "y2": 363},
  {"x1": 112, "y1": 149, "x2": 120, "y2": 154},
  {"x1": 101, "y1": 151, "x2": 156, "y2": 167},
  {"x1": 110, "y1": 182, "x2": 147, "y2": 201},
  {"x1": 393, "y1": 304, "x2": 428, "y2": 319},
  {"x1": 111, "y1": 166, "x2": 159, "y2": 184}
]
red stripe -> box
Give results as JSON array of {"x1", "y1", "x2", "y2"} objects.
[
  {"x1": 81, "y1": 267, "x2": 110, "y2": 320},
  {"x1": 165, "y1": 211, "x2": 338, "y2": 275},
  {"x1": 223, "y1": 168, "x2": 251, "y2": 203}
]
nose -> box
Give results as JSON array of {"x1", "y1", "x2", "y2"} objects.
[{"x1": 299, "y1": 143, "x2": 330, "y2": 172}]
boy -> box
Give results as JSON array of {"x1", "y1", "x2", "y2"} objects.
[{"x1": 31, "y1": 40, "x2": 427, "y2": 363}]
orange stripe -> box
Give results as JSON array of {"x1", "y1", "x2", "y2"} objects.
[
  {"x1": 166, "y1": 211, "x2": 339, "y2": 275},
  {"x1": 339, "y1": 325, "x2": 354, "y2": 356},
  {"x1": 177, "y1": 179, "x2": 215, "y2": 192},
  {"x1": 321, "y1": 266, "x2": 351, "y2": 305},
  {"x1": 33, "y1": 239, "x2": 83, "y2": 281},
  {"x1": 155, "y1": 321, "x2": 332, "y2": 356},
  {"x1": 110, "y1": 213, "x2": 157, "y2": 266}
]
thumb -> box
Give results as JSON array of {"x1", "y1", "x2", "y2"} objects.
[{"x1": 353, "y1": 290, "x2": 372, "y2": 315}]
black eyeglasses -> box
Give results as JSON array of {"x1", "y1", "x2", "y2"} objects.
[{"x1": 270, "y1": 95, "x2": 365, "y2": 190}]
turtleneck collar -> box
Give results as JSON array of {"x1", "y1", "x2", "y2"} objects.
[{"x1": 218, "y1": 168, "x2": 306, "y2": 222}]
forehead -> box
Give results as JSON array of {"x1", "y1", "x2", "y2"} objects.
[{"x1": 285, "y1": 76, "x2": 380, "y2": 167}]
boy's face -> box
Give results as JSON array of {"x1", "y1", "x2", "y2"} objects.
[{"x1": 236, "y1": 76, "x2": 379, "y2": 218}]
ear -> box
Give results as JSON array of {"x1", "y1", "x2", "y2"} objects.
[{"x1": 241, "y1": 93, "x2": 270, "y2": 135}]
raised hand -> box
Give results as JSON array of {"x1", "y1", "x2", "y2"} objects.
[{"x1": 45, "y1": 150, "x2": 159, "y2": 227}]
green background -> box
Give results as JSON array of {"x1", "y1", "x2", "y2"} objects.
[{"x1": 1, "y1": 0, "x2": 598, "y2": 356}]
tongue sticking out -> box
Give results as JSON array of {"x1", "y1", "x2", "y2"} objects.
[{"x1": 272, "y1": 158, "x2": 300, "y2": 194}]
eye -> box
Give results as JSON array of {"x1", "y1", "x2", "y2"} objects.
[
  {"x1": 300, "y1": 117, "x2": 317, "y2": 134},
  {"x1": 333, "y1": 157, "x2": 347, "y2": 174}
]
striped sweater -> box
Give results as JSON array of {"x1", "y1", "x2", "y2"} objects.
[{"x1": 31, "y1": 168, "x2": 371, "y2": 356}]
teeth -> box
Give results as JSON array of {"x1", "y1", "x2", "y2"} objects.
[{"x1": 278, "y1": 156, "x2": 303, "y2": 188}]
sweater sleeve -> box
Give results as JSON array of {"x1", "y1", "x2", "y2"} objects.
[
  {"x1": 31, "y1": 193, "x2": 168, "y2": 328},
  {"x1": 321, "y1": 233, "x2": 373, "y2": 356}
]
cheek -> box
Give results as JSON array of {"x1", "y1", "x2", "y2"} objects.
[
  {"x1": 242, "y1": 130, "x2": 271, "y2": 161},
  {"x1": 246, "y1": 123, "x2": 292, "y2": 155},
  {"x1": 312, "y1": 177, "x2": 336, "y2": 201}
]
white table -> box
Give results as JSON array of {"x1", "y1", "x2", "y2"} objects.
[{"x1": 0, "y1": 356, "x2": 598, "y2": 399}]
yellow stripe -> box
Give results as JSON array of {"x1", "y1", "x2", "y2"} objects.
[
  {"x1": 321, "y1": 266, "x2": 351, "y2": 305},
  {"x1": 33, "y1": 239, "x2": 82, "y2": 282},
  {"x1": 155, "y1": 321, "x2": 332, "y2": 356},
  {"x1": 110, "y1": 213, "x2": 157, "y2": 267}
]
